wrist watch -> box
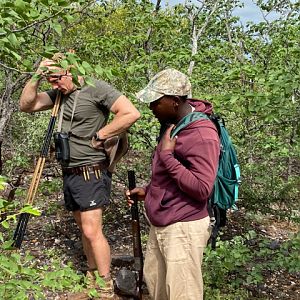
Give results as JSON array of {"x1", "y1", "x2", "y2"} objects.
[{"x1": 93, "y1": 132, "x2": 106, "y2": 142}]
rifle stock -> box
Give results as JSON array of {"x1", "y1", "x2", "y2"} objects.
[{"x1": 128, "y1": 170, "x2": 143, "y2": 300}]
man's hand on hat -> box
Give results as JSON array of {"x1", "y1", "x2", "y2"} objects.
[
  {"x1": 36, "y1": 59, "x2": 60, "y2": 77},
  {"x1": 161, "y1": 125, "x2": 177, "y2": 151}
]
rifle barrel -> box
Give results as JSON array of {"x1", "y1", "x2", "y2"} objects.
[{"x1": 128, "y1": 170, "x2": 143, "y2": 300}]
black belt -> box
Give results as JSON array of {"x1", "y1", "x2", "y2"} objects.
[{"x1": 62, "y1": 161, "x2": 108, "y2": 180}]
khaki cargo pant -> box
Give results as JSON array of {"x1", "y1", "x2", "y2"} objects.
[{"x1": 144, "y1": 216, "x2": 211, "y2": 300}]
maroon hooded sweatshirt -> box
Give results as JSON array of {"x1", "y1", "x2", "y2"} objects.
[{"x1": 144, "y1": 99, "x2": 220, "y2": 226}]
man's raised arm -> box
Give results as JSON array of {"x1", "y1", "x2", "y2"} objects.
[
  {"x1": 19, "y1": 79, "x2": 53, "y2": 113},
  {"x1": 19, "y1": 59, "x2": 55, "y2": 113}
]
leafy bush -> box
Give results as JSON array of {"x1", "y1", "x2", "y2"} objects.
[
  {"x1": 0, "y1": 176, "x2": 40, "y2": 244},
  {"x1": 0, "y1": 252, "x2": 83, "y2": 300},
  {"x1": 203, "y1": 234, "x2": 253, "y2": 292},
  {"x1": 203, "y1": 231, "x2": 300, "y2": 299}
]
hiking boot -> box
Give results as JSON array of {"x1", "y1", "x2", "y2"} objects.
[
  {"x1": 67, "y1": 283, "x2": 118, "y2": 300},
  {"x1": 86, "y1": 270, "x2": 119, "y2": 299},
  {"x1": 93, "y1": 281, "x2": 115, "y2": 299},
  {"x1": 69, "y1": 270, "x2": 121, "y2": 299}
]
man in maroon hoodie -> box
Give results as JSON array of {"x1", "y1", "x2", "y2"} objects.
[{"x1": 127, "y1": 68, "x2": 220, "y2": 300}]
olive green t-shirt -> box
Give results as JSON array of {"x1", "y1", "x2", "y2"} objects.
[{"x1": 47, "y1": 79, "x2": 122, "y2": 167}]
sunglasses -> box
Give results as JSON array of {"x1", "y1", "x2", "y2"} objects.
[{"x1": 46, "y1": 72, "x2": 69, "y2": 83}]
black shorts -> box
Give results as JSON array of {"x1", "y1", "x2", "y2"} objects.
[{"x1": 63, "y1": 169, "x2": 112, "y2": 212}]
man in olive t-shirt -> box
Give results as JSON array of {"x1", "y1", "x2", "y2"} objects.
[
  {"x1": 19, "y1": 55, "x2": 140, "y2": 299},
  {"x1": 46, "y1": 79, "x2": 122, "y2": 166}
]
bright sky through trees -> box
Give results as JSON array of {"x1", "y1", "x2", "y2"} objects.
[{"x1": 160, "y1": 0, "x2": 280, "y2": 23}]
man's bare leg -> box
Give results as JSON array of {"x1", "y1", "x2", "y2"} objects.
[
  {"x1": 82, "y1": 234, "x2": 97, "y2": 270},
  {"x1": 73, "y1": 208, "x2": 111, "y2": 277}
]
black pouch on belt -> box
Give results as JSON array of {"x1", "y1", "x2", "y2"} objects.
[{"x1": 54, "y1": 132, "x2": 70, "y2": 165}]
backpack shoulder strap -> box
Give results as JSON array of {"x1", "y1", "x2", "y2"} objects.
[{"x1": 171, "y1": 112, "x2": 209, "y2": 138}]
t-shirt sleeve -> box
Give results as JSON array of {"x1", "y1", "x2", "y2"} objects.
[
  {"x1": 94, "y1": 80, "x2": 123, "y2": 110},
  {"x1": 46, "y1": 89, "x2": 58, "y2": 103}
]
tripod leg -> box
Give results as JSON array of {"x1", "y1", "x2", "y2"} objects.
[
  {"x1": 29, "y1": 158, "x2": 46, "y2": 205},
  {"x1": 13, "y1": 213, "x2": 30, "y2": 248},
  {"x1": 25, "y1": 157, "x2": 43, "y2": 204}
]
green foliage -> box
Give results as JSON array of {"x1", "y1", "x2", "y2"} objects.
[
  {"x1": 0, "y1": 196, "x2": 17, "y2": 231},
  {"x1": 0, "y1": 0, "x2": 88, "y2": 72},
  {"x1": 203, "y1": 234, "x2": 253, "y2": 290},
  {"x1": 2, "y1": 0, "x2": 298, "y2": 219},
  {"x1": 0, "y1": 177, "x2": 72, "y2": 299},
  {"x1": 4, "y1": 110, "x2": 53, "y2": 174},
  {"x1": 0, "y1": 176, "x2": 40, "y2": 243},
  {"x1": 256, "y1": 232, "x2": 300, "y2": 274},
  {"x1": 0, "y1": 200, "x2": 41, "y2": 249},
  {"x1": 1, "y1": 0, "x2": 299, "y2": 293},
  {"x1": 39, "y1": 177, "x2": 62, "y2": 195},
  {"x1": 59, "y1": 0, "x2": 299, "y2": 216},
  {"x1": 203, "y1": 230, "x2": 300, "y2": 299},
  {"x1": 0, "y1": 252, "x2": 83, "y2": 300}
]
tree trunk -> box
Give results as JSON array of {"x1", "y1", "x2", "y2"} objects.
[
  {"x1": 0, "y1": 68, "x2": 32, "y2": 174},
  {"x1": 187, "y1": 1, "x2": 219, "y2": 76},
  {"x1": 0, "y1": 140, "x2": 2, "y2": 175}
]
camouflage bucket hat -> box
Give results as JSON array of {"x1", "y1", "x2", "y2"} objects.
[{"x1": 136, "y1": 68, "x2": 192, "y2": 103}]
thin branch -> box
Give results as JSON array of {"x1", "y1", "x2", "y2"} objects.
[
  {"x1": 196, "y1": 1, "x2": 219, "y2": 40},
  {"x1": 0, "y1": 8, "x2": 65, "y2": 37},
  {"x1": 143, "y1": 0, "x2": 161, "y2": 54},
  {"x1": 0, "y1": 62, "x2": 34, "y2": 75},
  {"x1": 0, "y1": 0, "x2": 95, "y2": 37},
  {"x1": 224, "y1": 10, "x2": 245, "y2": 64},
  {"x1": 0, "y1": 70, "x2": 10, "y2": 112},
  {"x1": 187, "y1": 1, "x2": 220, "y2": 75},
  {"x1": 12, "y1": 58, "x2": 43, "y2": 92},
  {"x1": 154, "y1": 0, "x2": 161, "y2": 11}
]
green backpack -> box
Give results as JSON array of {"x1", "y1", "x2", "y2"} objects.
[{"x1": 171, "y1": 111, "x2": 241, "y2": 249}]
